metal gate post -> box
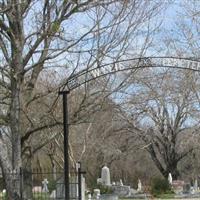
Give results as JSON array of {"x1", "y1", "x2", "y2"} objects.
[
  {"x1": 59, "y1": 91, "x2": 70, "y2": 200},
  {"x1": 20, "y1": 168, "x2": 23, "y2": 199},
  {"x1": 78, "y1": 162, "x2": 82, "y2": 200}
]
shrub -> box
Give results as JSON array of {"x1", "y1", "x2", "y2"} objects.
[
  {"x1": 48, "y1": 179, "x2": 57, "y2": 193},
  {"x1": 0, "y1": 178, "x2": 5, "y2": 190},
  {"x1": 93, "y1": 184, "x2": 113, "y2": 194},
  {"x1": 150, "y1": 177, "x2": 173, "y2": 197}
]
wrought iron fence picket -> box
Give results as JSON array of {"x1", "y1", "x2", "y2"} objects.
[{"x1": 0, "y1": 166, "x2": 84, "y2": 200}]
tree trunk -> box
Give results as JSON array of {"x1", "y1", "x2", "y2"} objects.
[
  {"x1": 22, "y1": 147, "x2": 33, "y2": 200},
  {"x1": 49, "y1": 154, "x2": 57, "y2": 181},
  {"x1": 7, "y1": 76, "x2": 23, "y2": 199},
  {"x1": 147, "y1": 145, "x2": 180, "y2": 180},
  {"x1": 166, "y1": 162, "x2": 180, "y2": 180},
  {"x1": 3, "y1": 169, "x2": 21, "y2": 200},
  {"x1": 1, "y1": 78, "x2": 23, "y2": 200}
]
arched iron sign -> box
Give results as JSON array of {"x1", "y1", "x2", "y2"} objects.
[
  {"x1": 62, "y1": 56, "x2": 200, "y2": 91},
  {"x1": 59, "y1": 56, "x2": 200, "y2": 200}
]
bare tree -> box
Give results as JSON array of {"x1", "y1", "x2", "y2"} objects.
[
  {"x1": 0, "y1": 0, "x2": 165, "y2": 199},
  {"x1": 116, "y1": 68, "x2": 200, "y2": 179}
]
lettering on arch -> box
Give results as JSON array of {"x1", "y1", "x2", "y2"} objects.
[{"x1": 64, "y1": 57, "x2": 200, "y2": 91}]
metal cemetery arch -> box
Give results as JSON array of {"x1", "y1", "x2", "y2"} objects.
[
  {"x1": 62, "y1": 56, "x2": 200, "y2": 91},
  {"x1": 59, "y1": 56, "x2": 200, "y2": 200}
]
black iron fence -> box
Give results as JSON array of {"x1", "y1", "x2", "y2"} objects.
[{"x1": 0, "y1": 165, "x2": 85, "y2": 200}]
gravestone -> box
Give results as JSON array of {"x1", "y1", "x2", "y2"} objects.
[
  {"x1": 194, "y1": 179, "x2": 198, "y2": 192},
  {"x1": 172, "y1": 180, "x2": 184, "y2": 194},
  {"x1": 112, "y1": 185, "x2": 131, "y2": 197},
  {"x1": 50, "y1": 190, "x2": 56, "y2": 198},
  {"x1": 101, "y1": 165, "x2": 111, "y2": 186},
  {"x1": 0, "y1": 190, "x2": 6, "y2": 197},
  {"x1": 88, "y1": 193, "x2": 92, "y2": 200},
  {"x1": 168, "y1": 173, "x2": 173, "y2": 185},
  {"x1": 42, "y1": 179, "x2": 49, "y2": 193},
  {"x1": 190, "y1": 186, "x2": 195, "y2": 194},
  {"x1": 97, "y1": 178, "x2": 102, "y2": 184},
  {"x1": 137, "y1": 179, "x2": 142, "y2": 192},
  {"x1": 183, "y1": 182, "x2": 191, "y2": 194},
  {"x1": 94, "y1": 189, "x2": 100, "y2": 199}
]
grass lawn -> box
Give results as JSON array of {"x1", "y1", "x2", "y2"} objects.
[
  {"x1": 155, "y1": 193, "x2": 175, "y2": 199},
  {"x1": 33, "y1": 192, "x2": 50, "y2": 200},
  {"x1": 120, "y1": 193, "x2": 175, "y2": 199}
]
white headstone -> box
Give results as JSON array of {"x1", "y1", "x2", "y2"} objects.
[
  {"x1": 94, "y1": 189, "x2": 101, "y2": 200},
  {"x1": 88, "y1": 193, "x2": 92, "y2": 200},
  {"x1": 0, "y1": 190, "x2": 6, "y2": 198},
  {"x1": 97, "y1": 178, "x2": 102, "y2": 184},
  {"x1": 82, "y1": 176, "x2": 86, "y2": 200},
  {"x1": 137, "y1": 179, "x2": 142, "y2": 192},
  {"x1": 194, "y1": 179, "x2": 198, "y2": 192},
  {"x1": 119, "y1": 179, "x2": 123, "y2": 186},
  {"x1": 101, "y1": 165, "x2": 111, "y2": 186},
  {"x1": 168, "y1": 173, "x2": 173, "y2": 185},
  {"x1": 42, "y1": 178, "x2": 49, "y2": 193},
  {"x1": 191, "y1": 186, "x2": 195, "y2": 194},
  {"x1": 50, "y1": 190, "x2": 56, "y2": 198}
]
